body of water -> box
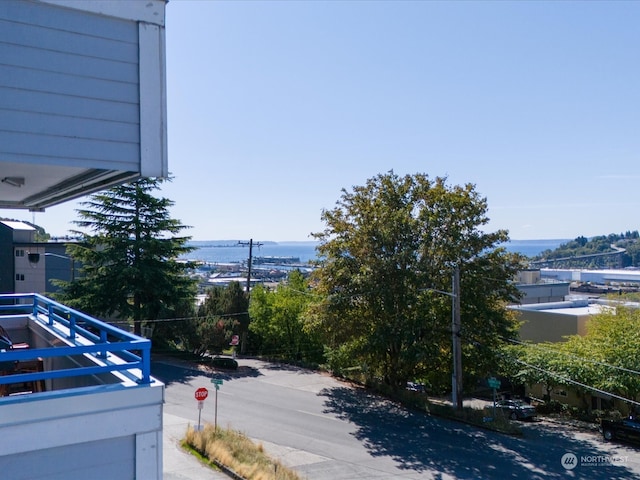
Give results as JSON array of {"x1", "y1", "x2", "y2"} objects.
[{"x1": 183, "y1": 239, "x2": 569, "y2": 265}]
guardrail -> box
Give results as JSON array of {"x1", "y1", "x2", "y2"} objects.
[{"x1": 0, "y1": 293, "x2": 152, "y2": 389}]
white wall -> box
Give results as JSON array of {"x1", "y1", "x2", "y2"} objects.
[{"x1": 0, "y1": 384, "x2": 164, "y2": 480}]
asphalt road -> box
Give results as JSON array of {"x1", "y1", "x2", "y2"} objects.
[{"x1": 153, "y1": 358, "x2": 640, "y2": 480}]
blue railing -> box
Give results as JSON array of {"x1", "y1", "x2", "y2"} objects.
[{"x1": 0, "y1": 293, "x2": 152, "y2": 389}]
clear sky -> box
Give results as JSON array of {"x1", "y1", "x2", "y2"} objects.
[{"x1": 4, "y1": 0, "x2": 639, "y2": 241}]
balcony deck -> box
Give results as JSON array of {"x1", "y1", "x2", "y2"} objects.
[
  {"x1": 0, "y1": 293, "x2": 153, "y2": 400},
  {"x1": 0, "y1": 293, "x2": 163, "y2": 479}
]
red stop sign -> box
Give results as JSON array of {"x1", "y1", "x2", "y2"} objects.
[{"x1": 195, "y1": 387, "x2": 208, "y2": 401}]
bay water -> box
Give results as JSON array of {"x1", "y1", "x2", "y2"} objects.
[{"x1": 182, "y1": 239, "x2": 568, "y2": 264}]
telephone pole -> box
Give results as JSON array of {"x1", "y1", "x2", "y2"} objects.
[
  {"x1": 238, "y1": 239, "x2": 263, "y2": 293},
  {"x1": 451, "y1": 264, "x2": 463, "y2": 411}
]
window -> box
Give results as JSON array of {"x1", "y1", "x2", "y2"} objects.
[
  {"x1": 15, "y1": 250, "x2": 24, "y2": 257},
  {"x1": 15, "y1": 274, "x2": 24, "y2": 281}
]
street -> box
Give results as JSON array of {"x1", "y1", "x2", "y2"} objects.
[{"x1": 153, "y1": 358, "x2": 640, "y2": 480}]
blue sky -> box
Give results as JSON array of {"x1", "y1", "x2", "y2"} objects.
[{"x1": 7, "y1": 0, "x2": 640, "y2": 241}]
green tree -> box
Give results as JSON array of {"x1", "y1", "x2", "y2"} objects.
[
  {"x1": 249, "y1": 271, "x2": 323, "y2": 363},
  {"x1": 309, "y1": 172, "x2": 525, "y2": 392},
  {"x1": 55, "y1": 178, "x2": 197, "y2": 336},
  {"x1": 507, "y1": 307, "x2": 640, "y2": 411},
  {"x1": 191, "y1": 282, "x2": 250, "y2": 355}
]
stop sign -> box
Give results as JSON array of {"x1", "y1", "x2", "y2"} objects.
[{"x1": 194, "y1": 387, "x2": 208, "y2": 401}]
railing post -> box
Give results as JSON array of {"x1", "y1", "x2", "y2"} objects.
[
  {"x1": 48, "y1": 303, "x2": 55, "y2": 326},
  {"x1": 31, "y1": 294, "x2": 38, "y2": 317},
  {"x1": 68, "y1": 312, "x2": 75, "y2": 340},
  {"x1": 97, "y1": 330, "x2": 108, "y2": 359},
  {"x1": 140, "y1": 344, "x2": 151, "y2": 384}
]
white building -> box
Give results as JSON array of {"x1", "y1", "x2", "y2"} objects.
[
  {"x1": 0, "y1": 1, "x2": 169, "y2": 478},
  {"x1": 0, "y1": 0, "x2": 168, "y2": 210},
  {"x1": 0, "y1": 294, "x2": 163, "y2": 479},
  {"x1": 541, "y1": 268, "x2": 640, "y2": 285}
]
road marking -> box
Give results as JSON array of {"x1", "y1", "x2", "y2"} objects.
[{"x1": 297, "y1": 410, "x2": 342, "y2": 422}]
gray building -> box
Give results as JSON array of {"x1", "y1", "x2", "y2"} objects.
[{"x1": 0, "y1": 220, "x2": 78, "y2": 294}]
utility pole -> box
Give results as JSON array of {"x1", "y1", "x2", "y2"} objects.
[
  {"x1": 238, "y1": 239, "x2": 262, "y2": 293},
  {"x1": 238, "y1": 239, "x2": 263, "y2": 356},
  {"x1": 451, "y1": 264, "x2": 463, "y2": 411}
]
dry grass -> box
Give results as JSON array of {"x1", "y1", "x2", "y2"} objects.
[{"x1": 184, "y1": 424, "x2": 304, "y2": 480}]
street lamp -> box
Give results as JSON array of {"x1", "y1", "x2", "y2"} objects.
[{"x1": 422, "y1": 264, "x2": 463, "y2": 411}]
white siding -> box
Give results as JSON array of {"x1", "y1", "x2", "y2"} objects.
[
  {"x1": 0, "y1": 0, "x2": 140, "y2": 171},
  {"x1": 0, "y1": 383, "x2": 164, "y2": 480},
  {"x1": 0, "y1": 436, "x2": 136, "y2": 480}
]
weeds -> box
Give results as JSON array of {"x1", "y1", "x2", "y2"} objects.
[{"x1": 184, "y1": 424, "x2": 304, "y2": 480}]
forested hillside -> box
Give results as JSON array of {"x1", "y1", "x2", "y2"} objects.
[{"x1": 532, "y1": 231, "x2": 640, "y2": 268}]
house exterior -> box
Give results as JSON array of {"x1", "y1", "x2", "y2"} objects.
[
  {"x1": 0, "y1": 0, "x2": 168, "y2": 210},
  {"x1": 0, "y1": 293, "x2": 162, "y2": 479},
  {"x1": 0, "y1": 2, "x2": 169, "y2": 478}
]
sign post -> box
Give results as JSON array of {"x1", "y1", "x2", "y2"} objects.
[
  {"x1": 210, "y1": 378, "x2": 224, "y2": 430},
  {"x1": 194, "y1": 387, "x2": 208, "y2": 431},
  {"x1": 487, "y1": 377, "x2": 501, "y2": 421}
]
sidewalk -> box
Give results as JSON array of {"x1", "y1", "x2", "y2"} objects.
[{"x1": 163, "y1": 410, "x2": 229, "y2": 480}]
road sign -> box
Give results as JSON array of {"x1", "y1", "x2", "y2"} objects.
[
  {"x1": 487, "y1": 377, "x2": 501, "y2": 389},
  {"x1": 230, "y1": 335, "x2": 239, "y2": 346},
  {"x1": 211, "y1": 378, "x2": 223, "y2": 385},
  {"x1": 197, "y1": 400, "x2": 204, "y2": 410},
  {"x1": 195, "y1": 387, "x2": 209, "y2": 401}
]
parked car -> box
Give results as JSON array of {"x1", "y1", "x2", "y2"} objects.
[
  {"x1": 602, "y1": 417, "x2": 640, "y2": 445},
  {"x1": 406, "y1": 382, "x2": 425, "y2": 393},
  {"x1": 496, "y1": 399, "x2": 537, "y2": 421},
  {"x1": 210, "y1": 356, "x2": 238, "y2": 370}
]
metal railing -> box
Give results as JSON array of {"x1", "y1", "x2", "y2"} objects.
[{"x1": 0, "y1": 293, "x2": 152, "y2": 390}]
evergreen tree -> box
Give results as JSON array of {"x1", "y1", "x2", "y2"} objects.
[
  {"x1": 55, "y1": 178, "x2": 197, "y2": 336},
  {"x1": 193, "y1": 282, "x2": 250, "y2": 355}
]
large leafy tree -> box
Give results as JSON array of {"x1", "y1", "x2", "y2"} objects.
[
  {"x1": 309, "y1": 172, "x2": 525, "y2": 392},
  {"x1": 249, "y1": 270, "x2": 323, "y2": 363},
  {"x1": 55, "y1": 178, "x2": 197, "y2": 336}
]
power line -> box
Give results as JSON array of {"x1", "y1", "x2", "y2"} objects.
[
  {"x1": 505, "y1": 338, "x2": 640, "y2": 377},
  {"x1": 470, "y1": 338, "x2": 640, "y2": 408},
  {"x1": 511, "y1": 357, "x2": 640, "y2": 408}
]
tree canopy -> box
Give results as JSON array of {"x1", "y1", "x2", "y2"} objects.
[
  {"x1": 55, "y1": 178, "x2": 197, "y2": 336},
  {"x1": 249, "y1": 270, "x2": 323, "y2": 364},
  {"x1": 508, "y1": 307, "x2": 640, "y2": 412},
  {"x1": 308, "y1": 171, "x2": 525, "y2": 392}
]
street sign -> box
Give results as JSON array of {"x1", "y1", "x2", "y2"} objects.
[
  {"x1": 230, "y1": 335, "x2": 239, "y2": 346},
  {"x1": 487, "y1": 377, "x2": 501, "y2": 389},
  {"x1": 197, "y1": 400, "x2": 204, "y2": 410},
  {"x1": 211, "y1": 378, "x2": 223, "y2": 385},
  {"x1": 195, "y1": 387, "x2": 209, "y2": 401}
]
